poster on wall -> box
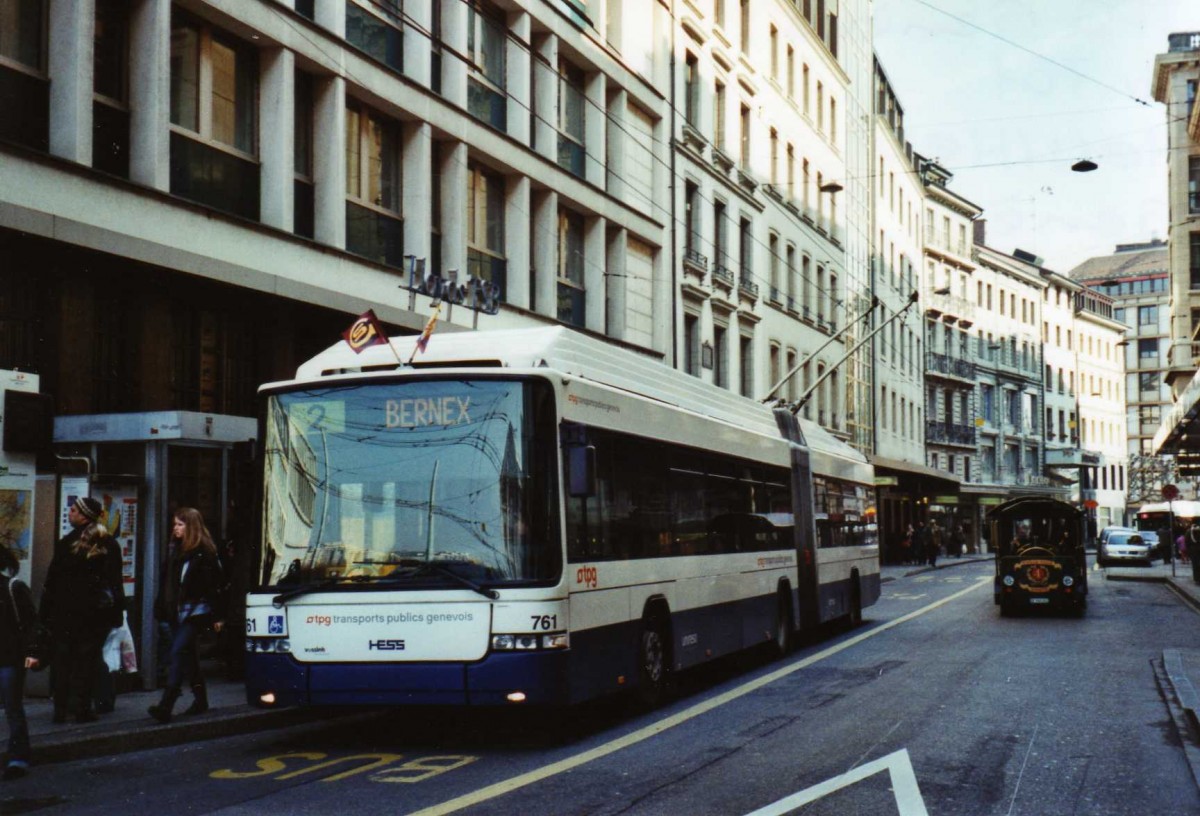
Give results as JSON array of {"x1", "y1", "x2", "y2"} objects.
[
  {"x1": 0, "y1": 490, "x2": 32, "y2": 565},
  {"x1": 100, "y1": 487, "x2": 138, "y2": 597},
  {"x1": 58, "y1": 479, "x2": 138, "y2": 596}
]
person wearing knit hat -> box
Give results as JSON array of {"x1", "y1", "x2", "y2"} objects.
[{"x1": 39, "y1": 496, "x2": 124, "y2": 725}]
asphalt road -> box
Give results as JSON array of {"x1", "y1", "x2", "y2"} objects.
[{"x1": 7, "y1": 560, "x2": 1200, "y2": 816}]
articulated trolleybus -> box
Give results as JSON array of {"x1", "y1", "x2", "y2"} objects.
[{"x1": 244, "y1": 327, "x2": 879, "y2": 708}]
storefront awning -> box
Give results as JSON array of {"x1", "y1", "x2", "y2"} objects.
[{"x1": 869, "y1": 454, "x2": 962, "y2": 485}]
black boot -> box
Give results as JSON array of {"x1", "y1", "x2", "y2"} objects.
[
  {"x1": 147, "y1": 688, "x2": 180, "y2": 724},
  {"x1": 182, "y1": 682, "x2": 208, "y2": 716}
]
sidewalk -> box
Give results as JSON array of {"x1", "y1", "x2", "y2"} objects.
[
  {"x1": 26, "y1": 669, "x2": 340, "y2": 766},
  {"x1": 880, "y1": 551, "x2": 995, "y2": 583}
]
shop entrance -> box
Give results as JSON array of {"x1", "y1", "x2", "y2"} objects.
[{"x1": 53, "y1": 412, "x2": 256, "y2": 690}]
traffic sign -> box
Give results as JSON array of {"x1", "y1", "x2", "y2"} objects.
[{"x1": 1083, "y1": 499, "x2": 1099, "y2": 509}]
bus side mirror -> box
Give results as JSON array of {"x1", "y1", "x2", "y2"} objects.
[{"x1": 567, "y1": 445, "x2": 596, "y2": 497}]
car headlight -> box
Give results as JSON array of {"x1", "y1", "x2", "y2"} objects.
[
  {"x1": 1062, "y1": 575, "x2": 1074, "y2": 587},
  {"x1": 1003, "y1": 575, "x2": 1015, "y2": 586}
]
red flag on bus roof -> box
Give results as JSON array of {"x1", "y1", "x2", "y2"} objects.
[{"x1": 342, "y1": 309, "x2": 389, "y2": 354}]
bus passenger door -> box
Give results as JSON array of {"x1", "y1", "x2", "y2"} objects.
[{"x1": 774, "y1": 410, "x2": 820, "y2": 630}]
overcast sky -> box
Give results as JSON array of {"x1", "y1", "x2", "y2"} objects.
[{"x1": 872, "y1": 0, "x2": 1194, "y2": 274}]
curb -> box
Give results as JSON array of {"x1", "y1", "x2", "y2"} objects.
[
  {"x1": 33, "y1": 705, "x2": 365, "y2": 765},
  {"x1": 1155, "y1": 654, "x2": 1200, "y2": 794}
]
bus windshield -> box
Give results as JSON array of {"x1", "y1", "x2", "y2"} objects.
[
  {"x1": 258, "y1": 378, "x2": 561, "y2": 590},
  {"x1": 998, "y1": 515, "x2": 1080, "y2": 556}
]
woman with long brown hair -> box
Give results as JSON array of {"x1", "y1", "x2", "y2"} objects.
[{"x1": 148, "y1": 507, "x2": 225, "y2": 723}]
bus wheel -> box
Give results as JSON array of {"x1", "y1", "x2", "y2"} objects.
[
  {"x1": 848, "y1": 578, "x2": 863, "y2": 627},
  {"x1": 774, "y1": 588, "x2": 794, "y2": 656},
  {"x1": 637, "y1": 620, "x2": 670, "y2": 708}
]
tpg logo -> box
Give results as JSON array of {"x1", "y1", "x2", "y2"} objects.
[
  {"x1": 575, "y1": 566, "x2": 598, "y2": 588},
  {"x1": 368, "y1": 639, "x2": 406, "y2": 651}
]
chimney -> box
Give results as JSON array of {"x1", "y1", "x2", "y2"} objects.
[{"x1": 973, "y1": 218, "x2": 986, "y2": 247}]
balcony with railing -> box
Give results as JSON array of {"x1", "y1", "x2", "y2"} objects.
[
  {"x1": 738, "y1": 270, "x2": 759, "y2": 301},
  {"x1": 924, "y1": 283, "x2": 975, "y2": 323},
  {"x1": 926, "y1": 420, "x2": 976, "y2": 447},
  {"x1": 926, "y1": 351, "x2": 976, "y2": 381},
  {"x1": 683, "y1": 247, "x2": 708, "y2": 282}
]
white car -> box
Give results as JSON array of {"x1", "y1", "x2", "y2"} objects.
[{"x1": 1097, "y1": 532, "x2": 1154, "y2": 567}]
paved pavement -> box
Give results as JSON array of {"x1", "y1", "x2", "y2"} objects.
[{"x1": 16, "y1": 553, "x2": 1200, "y2": 786}]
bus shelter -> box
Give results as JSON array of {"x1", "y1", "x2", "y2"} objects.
[{"x1": 52, "y1": 411, "x2": 256, "y2": 689}]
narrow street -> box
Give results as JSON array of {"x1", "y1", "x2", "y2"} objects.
[{"x1": 12, "y1": 561, "x2": 1199, "y2": 816}]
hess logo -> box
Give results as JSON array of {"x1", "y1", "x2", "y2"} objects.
[
  {"x1": 575, "y1": 566, "x2": 598, "y2": 588},
  {"x1": 368, "y1": 639, "x2": 406, "y2": 651}
]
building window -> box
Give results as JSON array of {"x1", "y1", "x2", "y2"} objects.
[
  {"x1": 169, "y1": 15, "x2": 259, "y2": 218},
  {"x1": 1138, "y1": 338, "x2": 1158, "y2": 366},
  {"x1": 293, "y1": 70, "x2": 315, "y2": 238},
  {"x1": 714, "y1": 80, "x2": 726, "y2": 150},
  {"x1": 1138, "y1": 305, "x2": 1158, "y2": 326},
  {"x1": 557, "y1": 59, "x2": 586, "y2": 177},
  {"x1": 740, "y1": 333, "x2": 754, "y2": 397},
  {"x1": 715, "y1": 325, "x2": 729, "y2": 388},
  {"x1": 684, "y1": 52, "x2": 699, "y2": 127},
  {"x1": 345, "y1": 100, "x2": 403, "y2": 267},
  {"x1": 1190, "y1": 156, "x2": 1200, "y2": 214},
  {"x1": 557, "y1": 208, "x2": 586, "y2": 327},
  {"x1": 345, "y1": 0, "x2": 402, "y2": 73},
  {"x1": 467, "y1": 161, "x2": 507, "y2": 301},
  {"x1": 739, "y1": 103, "x2": 751, "y2": 169},
  {"x1": 739, "y1": 0, "x2": 750, "y2": 53},
  {"x1": 684, "y1": 312, "x2": 700, "y2": 377},
  {"x1": 1191, "y1": 233, "x2": 1200, "y2": 290},
  {"x1": 467, "y1": 0, "x2": 506, "y2": 130},
  {"x1": 93, "y1": 0, "x2": 130, "y2": 177},
  {"x1": 714, "y1": 199, "x2": 728, "y2": 267},
  {"x1": 786, "y1": 45, "x2": 795, "y2": 99},
  {"x1": 0, "y1": 0, "x2": 42, "y2": 69}
]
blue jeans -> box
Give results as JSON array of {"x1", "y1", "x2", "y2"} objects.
[
  {"x1": 0, "y1": 666, "x2": 29, "y2": 764},
  {"x1": 165, "y1": 617, "x2": 208, "y2": 692}
]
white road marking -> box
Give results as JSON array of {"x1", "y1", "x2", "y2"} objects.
[
  {"x1": 406, "y1": 577, "x2": 988, "y2": 816},
  {"x1": 743, "y1": 749, "x2": 928, "y2": 816},
  {"x1": 887, "y1": 593, "x2": 928, "y2": 600}
]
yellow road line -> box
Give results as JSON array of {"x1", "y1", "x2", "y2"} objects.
[{"x1": 406, "y1": 576, "x2": 990, "y2": 816}]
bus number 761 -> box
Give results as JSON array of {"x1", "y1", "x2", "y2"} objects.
[{"x1": 530, "y1": 615, "x2": 558, "y2": 630}]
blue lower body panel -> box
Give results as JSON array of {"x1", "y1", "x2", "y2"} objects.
[{"x1": 245, "y1": 650, "x2": 571, "y2": 707}]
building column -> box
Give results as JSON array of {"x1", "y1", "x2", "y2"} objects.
[
  {"x1": 585, "y1": 72, "x2": 606, "y2": 188},
  {"x1": 585, "y1": 215, "x2": 606, "y2": 332},
  {"x1": 532, "y1": 189, "x2": 559, "y2": 319},
  {"x1": 505, "y1": 174, "x2": 532, "y2": 310},
  {"x1": 403, "y1": 122, "x2": 433, "y2": 277},
  {"x1": 314, "y1": 0, "x2": 346, "y2": 38},
  {"x1": 259, "y1": 48, "x2": 295, "y2": 232},
  {"x1": 313, "y1": 75, "x2": 346, "y2": 249},
  {"x1": 606, "y1": 88, "x2": 627, "y2": 203},
  {"x1": 532, "y1": 32, "x2": 558, "y2": 161},
  {"x1": 49, "y1": 0, "x2": 95, "y2": 164},
  {"x1": 404, "y1": 0, "x2": 432, "y2": 87},
  {"x1": 129, "y1": 0, "x2": 171, "y2": 190},
  {"x1": 440, "y1": 0, "x2": 467, "y2": 108},
  {"x1": 606, "y1": 227, "x2": 628, "y2": 340},
  {"x1": 440, "y1": 141, "x2": 469, "y2": 292},
  {"x1": 506, "y1": 11, "x2": 532, "y2": 146}
]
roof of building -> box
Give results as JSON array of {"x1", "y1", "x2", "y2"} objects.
[{"x1": 1066, "y1": 245, "x2": 1169, "y2": 283}]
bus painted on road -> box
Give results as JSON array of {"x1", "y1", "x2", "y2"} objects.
[{"x1": 244, "y1": 327, "x2": 879, "y2": 708}]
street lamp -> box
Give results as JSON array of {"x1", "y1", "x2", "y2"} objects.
[
  {"x1": 933, "y1": 286, "x2": 951, "y2": 296},
  {"x1": 1071, "y1": 159, "x2": 1098, "y2": 173},
  {"x1": 819, "y1": 181, "x2": 844, "y2": 193}
]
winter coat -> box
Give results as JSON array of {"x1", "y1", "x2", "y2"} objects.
[
  {"x1": 155, "y1": 543, "x2": 226, "y2": 625},
  {"x1": 40, "y1": 527, "x2": 125, "y2": 637}
]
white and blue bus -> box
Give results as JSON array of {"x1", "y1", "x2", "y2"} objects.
[{"x1": 244, "y1": 327, "x2": 879, "y2": 708}]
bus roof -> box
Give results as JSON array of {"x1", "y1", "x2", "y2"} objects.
[
  {"x1": 1138, "y1": 500, "x2": 1200, "y2": 518},
  {"x1": 282, "y1": 326, "x2": 866, "y2": 467}
]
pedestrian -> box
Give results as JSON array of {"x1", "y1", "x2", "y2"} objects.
[
  {"x1": 39, "y1": 496, "x2": 124, "y2": 724},
  {"x1": 928, "y1": 521, "x2": 942, "y2": 567},
  {"x1": 148, "y1": 507, "x2": 226, "y2": 724},
  {"x1": 0, "y1": 546, "x2": 40, "y2": 779},
  {"x1": 951, "y1": 524, "x2": 966, "y2": 557},
  {"x1": 914, "y1": 521, "x2": 931, "y2": 567}
]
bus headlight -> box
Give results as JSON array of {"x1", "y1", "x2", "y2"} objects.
[
  {"x1": 492, "y1": 633, "x2": 569, "y2": 651},
  {"x1": 1062, "y1": 575, "x2": 1074, "y2": 587},
  {"x1": 246, "y1": 638, "x2": 291, "y2": 654},
  {"x1": 1002, "y1": 575, "x2": 1015, "y2": 587}
]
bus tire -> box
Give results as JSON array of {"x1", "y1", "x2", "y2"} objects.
[
  {"x1": 848, "y1": 575, "x2": 863, "y2": 627},
  {"x1": 636, "y1": 618, "x2": 671, "y2": 708},
  {"x1": 774, "y1": 587, "x2": 794, "y2": 656}
]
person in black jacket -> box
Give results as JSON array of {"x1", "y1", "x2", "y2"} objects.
[
  {"x1": 148, "y1": 507, "x2": 225, "y2": 724},
  {"x1": 0, "y1": 546, "x2": 40, "y2": 779},
  {"x1": 40, "y1": 496, "x2": 124, "y2": 724}
]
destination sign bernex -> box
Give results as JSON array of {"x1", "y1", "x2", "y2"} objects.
[{"x1": 386, "y1": 396, "x2": 473, "y2": 428}]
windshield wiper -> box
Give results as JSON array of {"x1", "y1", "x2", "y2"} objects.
[
  {"x1": 401, "y1": 561, "x2": 499, "y2": 600},
  {"x1": 272, "y1": 575, "x2": 373, "y2": 606}
]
